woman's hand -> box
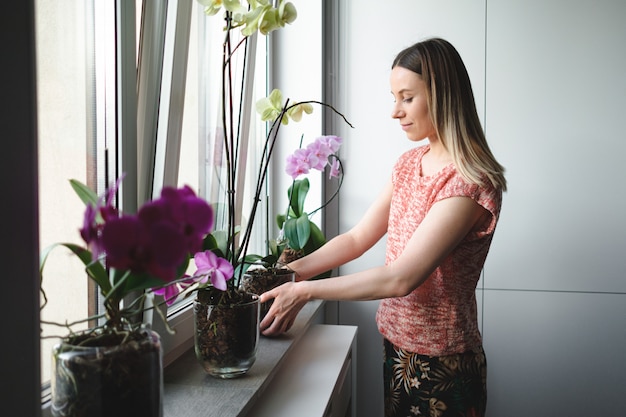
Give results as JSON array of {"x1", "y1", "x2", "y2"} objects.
[{"x1": 259, "y1": 281, "x2": 308, "y2": 336}]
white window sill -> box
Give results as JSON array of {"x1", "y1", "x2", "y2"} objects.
[{"x1": 163, "y1": 299, "x2": 326, "y2": 416}]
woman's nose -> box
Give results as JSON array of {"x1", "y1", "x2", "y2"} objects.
[{"x1": 391, "y1": 104, "x2": 403, "y2": 119}]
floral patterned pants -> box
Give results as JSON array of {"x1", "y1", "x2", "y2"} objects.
[{"x1": 383, "y1": 339, "x2": 487, "y2": 417}]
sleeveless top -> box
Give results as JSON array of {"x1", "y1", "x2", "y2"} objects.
[{"x1": 375, "y1": 145, "x2": 502, "y2": 356}]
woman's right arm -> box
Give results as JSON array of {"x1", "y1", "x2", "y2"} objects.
[{"x1": 287, "y1": 179, "x2": 392, "y2": 281}]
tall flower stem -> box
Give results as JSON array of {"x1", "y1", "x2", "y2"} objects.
[
  {"x1": 221, "y1": 12, "x2": 256, "y2": 276},
  {"x1": 237, "y1": 105, "x2": 289, "y2": 276}
]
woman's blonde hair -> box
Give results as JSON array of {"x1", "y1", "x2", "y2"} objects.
[{"x1": 393, "y1": 38, "x2": 507, "y2": 191}]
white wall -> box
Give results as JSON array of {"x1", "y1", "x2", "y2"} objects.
[{"x1": 328, "y1": 0, "x2": 626, "y2": 416}]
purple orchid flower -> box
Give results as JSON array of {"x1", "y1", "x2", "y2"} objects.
[
  {"x1": 193, "y1": 250, "x2": 234, "y2": 291},
  {"x1": 79, "y1": 176, "x2": 124, "y2": 261},
  {"x1": 285, "y1": 135, "x2": 343, "y2": 180},
  {"x1": 147, "y1": 186, "x2": 214, "y2": 254},
  {"x1": 285, "y1": 149, "x2": 314, "y2": 179},
  {"x1": 152, "y1": 282, "x2": 182, "y2": 306},
  {"x1": 318, "y1": 135, "x2": 342, "y2": 153},
  {"x1": 328, "y1": 157, "x2": 341, "y2": 179}
]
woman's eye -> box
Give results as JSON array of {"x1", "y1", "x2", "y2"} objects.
[{"x1": 403, "y1": 97, "x2": 413, "y2": 103}]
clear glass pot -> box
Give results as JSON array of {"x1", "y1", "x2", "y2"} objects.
[
  {"x1": 193, "y1": 287, "x2": 260, "y2": 379},
  {"x1": 51, "y1": 325, "x2": 163, "y2": 417}
]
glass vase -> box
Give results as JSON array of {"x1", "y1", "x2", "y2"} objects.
[
  {"x1": 193, "y1": 288, "x2": 260, "y2": 379},
  {"x1": 50, "y1": 325, "x2": 163, "y2": 417}
]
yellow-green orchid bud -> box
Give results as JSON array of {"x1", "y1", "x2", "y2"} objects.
[
  {"x1": 198, "y1": 0, "x2": 223, "y2": 16},
  {"x1": 258, "y1": 9, "x2": 280, "y2": 35},
  {"x1": 286, "y1": 103, "x2": 314, "y2": 122},
  {"x1": 277, "y1": 1, "x2": 297, "y2": 26},
  {"x1": 231, "y1": 10, "x2": 249, "y2": 28},
  {"x1": 222, "y1": 0, "x2": 245, "y2": 13},
  {"x1": 256, "y1": 89, "x2": 284, "y2": 122},
  {"x1": 240, "y1": 4, "x2": 271, "y2": 37}
]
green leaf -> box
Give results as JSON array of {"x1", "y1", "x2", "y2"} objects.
[
  {"x1": 288, "y1": 178, "x2": 309, "y2": 217},
  {"x1": 294, "y1": 214, "x2": 311, "y2": 248},
  {"x1": 123, "y1": 271, "x2": 167, "y2": 294},
  {"x1": 260, "y1": 254, "x2": 279, "y2": 266},
  {"x1": 40, "y1": 243, "x2": 111, "y2": 295},
  {"x1": 235, "y1": 253, "x2": 261, "y2": 276},
  {"x1": 69, "y1": 179, "x2": 99, "y2": 206},
  {"x1": 276, "y1": 213, "x2": 286, "y2": 229},
  {"x1": 205, "y1": 230, "x2": 229, "y2": 255},
  {"x1": 203, "y1": 226, "x2": 242, "y2": 261},
  {"x1": 304, "y1": 223, "x2": 331, "y2": 279},
  {"x1": 304, "y1": 222, "x2": 326, "y2": 254},
  {"x1": 268, "y1": 238, "x2": 280, "y2": 257},
  {"x1": 284, "y1": 214, "x2": 311, "y2": 250}
]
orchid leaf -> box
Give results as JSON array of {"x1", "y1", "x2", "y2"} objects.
[
  {"x1": 69, "y1": 179, "x2": 99, "y2": 206},
  {"x1": 40, "y1": 243, "x2": 111, "y2": 294},
  {"x1": 294, "y1": 214, "x2": 311, "y2": 248},
  {"x1": 119, "y1": 270, "x2": 168, "y2": 295},
  {"x1": 288, "y1": 178, "x2": 309, "y2": 218},
  {"x1": 304, "y1": 221, "x2": 326, "y2": 253},
  {"x1": 283, "y1": 213, "x2": 311, "y2": 250},
  {"x1": 276, "y1": 213, "x2": 286, "y2": 229},
  {"x1": 203, "y1": 226, "x2": 241, "y2": 260},
  {"x1": 204, "y1": 230, "x2": 228, "y2": 256},
  {"x1": 260, "y1": 253, "x2": 279, "y2": 266},
  {"x1": 235, "y1": 253, "x2": 264, "y2": 276}
]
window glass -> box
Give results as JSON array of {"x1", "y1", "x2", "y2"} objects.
[
  {"x1": 194, "y1": 11, "x2": 269, "y2": 255},
  {"x1": 177, "y1": 3, "x2": 269, "y2": 292},
  {"x1": 177, "y1": 2, "x2": 199, "y2": 192},
  {"x1": 36, "y1": 0, "x2": 93, "y2": 383}
]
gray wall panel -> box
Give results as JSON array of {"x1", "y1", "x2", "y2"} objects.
[
  {"x1": 484, "y1": 0, "x2": 626, "y2": 293},
  {"x1": 483, "y1": 290, "x2": 626, "y2": 416}
]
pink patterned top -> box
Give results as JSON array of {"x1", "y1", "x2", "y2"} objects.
[{"x1": 376, "y1": 145, "x2": 502, "y2": 356}]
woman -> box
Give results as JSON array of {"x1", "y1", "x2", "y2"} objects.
[{"x1": 260, "y1": 37, "x2": 506, "y2": 417}]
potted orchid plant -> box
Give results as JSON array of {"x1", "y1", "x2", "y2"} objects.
[
  {"x1": 240, "y1": 134, "x2": 345, "y2": 319},
  {"x1": 193, "y1": 0, "x2": 352, "y2": 375},
  {"x1": 193, "y1": 0, "x2": 353, "y2": 368},
  {"x1": 191, "y1": 0, "x2": 301, "y2": 377},
  {"x1": 276, "y1": 134, "x2": 344, "y2": 265},
  {"x1": 40, "y1": 177, "x2": 229, "y2": 416}
]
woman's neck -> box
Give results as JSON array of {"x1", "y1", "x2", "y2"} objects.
[{"x1": 422, "y1": 139, "x2": 452, "y2": 176}]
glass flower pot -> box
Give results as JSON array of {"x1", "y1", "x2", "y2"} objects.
[
  {"x1": 240, "y1": 268, "x2": 296, "y2": 321},
  {"x1": 193, "y1": 287, "x2": 260, "y2": 379},
  {"x1": 50, "y1": 325, "x2": 163, "y2": 417}
]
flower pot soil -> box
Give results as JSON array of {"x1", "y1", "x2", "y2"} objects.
[
  {"x1": 51, "y1": 327, "x2": 162, "y2": 417},
  {"x1": 240, "y1": 267, "x2": 295, "y2": 320}
]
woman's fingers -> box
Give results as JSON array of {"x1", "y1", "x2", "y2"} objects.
[{"x1": 259, "y1": 283, "x2": 305, "y2": 336}]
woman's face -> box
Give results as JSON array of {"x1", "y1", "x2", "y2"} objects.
[{"x1": 390, "y1": 66, "x2": 437, "y2": 142}]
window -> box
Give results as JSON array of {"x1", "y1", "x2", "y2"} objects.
[{"x1": 37, "y1": 0, "x2": 270, "y2": 390}]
